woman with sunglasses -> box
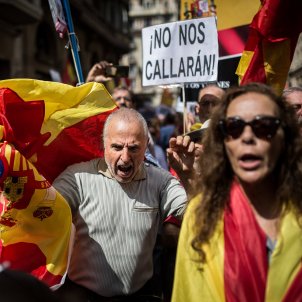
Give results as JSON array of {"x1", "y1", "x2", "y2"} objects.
[{"x1": 171, "y1": 82, "x2": 302, "y2": 302}]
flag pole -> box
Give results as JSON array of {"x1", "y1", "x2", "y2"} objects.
[
  {"x1": 182, "y1": 83, "x2": 186, "y2": 134},
  {"x1": 62, "y1": 0, "x2": 84, "y2": 85}
]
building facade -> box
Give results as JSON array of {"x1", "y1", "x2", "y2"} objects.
[
  {"x1": 0, "y1": 0, "x2": 130, "y2": 84},
  {"x1": 123, "y1": 0, "x2": 180, "y2": 106},
  {"x1": 1, "y1": 1, "x2": 300, "y2": 97}
]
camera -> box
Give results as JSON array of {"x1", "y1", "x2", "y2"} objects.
[{"x1": 105, "y1": 65, "x2": 129, "y2": 77}]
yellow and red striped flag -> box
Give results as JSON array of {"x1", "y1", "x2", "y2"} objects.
[
  {"x1": 0, "y1": 79, "x2": 116, "y2": 287},
  {"x1": 0, "y1": 139, "x2": 73, "y2": 288},
  {"x1": 0, "y1": 79, "x2": 116, "y2": 183},
  {"x1": 236, "y1": 0, "x2": 302, "y2": 95}
]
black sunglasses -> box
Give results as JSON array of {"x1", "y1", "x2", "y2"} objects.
[{"x1": 219, "y1": 115, "x2": 281, "y2": 140}]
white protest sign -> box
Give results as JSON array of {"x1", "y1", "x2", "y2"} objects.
[{"x1": 142, "y1": 17, "x2": 218, "y2": 87}]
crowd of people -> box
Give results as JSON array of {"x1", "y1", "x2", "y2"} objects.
[{"x1": 1, "y1": 58, "x2": 302, "y2": 302}]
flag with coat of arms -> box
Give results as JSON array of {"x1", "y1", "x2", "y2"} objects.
[{"x1": 0, "y1": 79, "x2": 117, "y2": 287}]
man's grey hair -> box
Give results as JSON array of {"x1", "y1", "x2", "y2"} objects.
[
  {"x1": 103, "y1": 108, "x2": 149, "y2": 146},
  {"x1": 282, "y1": 86, "x2": 302, "y2": 96}
]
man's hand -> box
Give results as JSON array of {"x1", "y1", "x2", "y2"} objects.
[
  {"x1": 167, "y1": 135, "x2": 195, "y2": 175},
  {"x1": 86, "y1": 61, "x2": 112, "y2": 83},
  {"x1": 167, "y1": 135, "x2": 203, "y2": 196}
]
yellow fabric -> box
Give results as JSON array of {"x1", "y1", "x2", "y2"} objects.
[
  {"x1": 0, "y1": 143, "x2": 72, "y2": 278},
  {"x1": 263, "y1": 39, "x2": 291, "y2": 95},
  {"x1": 235, "y1": 41, "x2": 291, "y2": 95},
  {"x1": 171, "y1": 194, "x2": 225, "y2": 302},
  {"x1": 0, "y1": 79, "x2": 116, "y2": 145},
  {"x1": 266, "y1": 210, "x2": 302, "y2": 301},
  {"x1": 172, "y1": 195, "x2": 302, "y2": 302},
  {"x1": 236, "y1": 50, "x2": 254, "y2": 82},
  {"x1": 190, "y1": 122, "x2": 202, "y2": 131},
  {"x1": 215, "y1": 0, "x2": 259, "y2": 30}
]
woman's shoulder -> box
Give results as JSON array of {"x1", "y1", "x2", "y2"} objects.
[
  {"x1": 187, "y1": 193, "x2": 202, "y2": 213},
  {"x1": 181, "y1": 194, "x2": 202, "y2": 230}
]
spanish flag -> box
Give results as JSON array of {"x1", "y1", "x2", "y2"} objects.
[
  {"x1": 0, "y1": 139, "x2": 72, "y2": 288},
  {"x1": 172, "y1": 181, "x2": 302, "y2": 301},
  {"x1": 0, "y1": 79, "x2": 116, "y2": 183},
  {"x1": 0, "y1": 79, "x2": 116, "y2": 287},
  {"x1": 236, "y1": 0, "x2": 302, "y2": 95}
]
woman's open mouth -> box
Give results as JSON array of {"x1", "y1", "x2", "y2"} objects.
[{"x1": 239, "y1": 154, "x2": 262, "y2": 170}]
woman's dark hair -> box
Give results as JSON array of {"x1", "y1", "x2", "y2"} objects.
[{"x1": 191, "y1": 82, "x2": 302, "y2": 263}]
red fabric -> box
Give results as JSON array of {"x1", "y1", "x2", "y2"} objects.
[
  {"x1": 218, "y1": 25, "x2": 249, "y2": 57},
  {"x1": 169, "y1": 167, "x2": 180, "y2": 180},
  {"x1": 0, "y1": 88, "x2": 115, "y2": 182},
  {"x1": 282, "y1": 266, "x2": 302, "y2": 302},
  {"x1": 240, "y1": 0, "x2": 302, "y2": 87},
  {"x1": 224, "y1": 181, "x2": 268, "y2": 302},
  {"x1": 33, "y1": 114, "x2": 110, "y2": 183},
  {"x1": 164, "y1": 215, "x2": 181, "y2": 227},
  {"x1": 253, "y1": 0, "x2": 302, "y2": 44},
  {"x1": 240, "y1": 29, "x2": 267, "y2": 84},
  {"x1": 0, "y1": 88, "x2": 49, "y2": 158},
  {"x1": 2, "y1": 242, "x2": 62, "y2": 286},
  {"x1": 0, "y1": 141, "x2": 72, "y2": 287}
]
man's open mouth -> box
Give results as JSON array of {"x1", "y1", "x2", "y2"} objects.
[{"x1": 118, "y1": 165, "x2": 133, "y2": 175}]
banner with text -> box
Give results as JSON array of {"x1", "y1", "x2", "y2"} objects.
[{"x1": 142, "y1": 17, "x2": 218, "y2": 87}]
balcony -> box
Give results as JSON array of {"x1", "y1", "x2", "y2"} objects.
[{"x1": 0, "y1": 0, "x2": 43, "y2": 25}]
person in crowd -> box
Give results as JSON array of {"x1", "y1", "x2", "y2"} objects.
[
  {"x1": 0, "y1": 265, "x2": 62, "y2": 302},
  {"x1": 171, "y1": 82, "x2": 302, "y2": 301},
  {"x1": 112, "y1": 86, "x2": 135, "y2": 109},
  {"x1": 148, "y1": 117, "x2": 169, "y2": 170},
  {"x1": 189, "y1": 84, "x2": 225, "y2": 131},
  {"x1": 159, "y1": 112, "x2": 179, "y2": 152},
  {"x1": 86, "y1": 60, "x2": 159, "y2": 162},
  {"x1": 283, "y1": 86, "x2": 302, "y2": 130},
  {"x1": 86, "y1": 61, "x2": 135, "y2": 109},
  {"x1": 86, "y1": 61, "x2": 112, "y2": 84},
  {"x1": 167, "y1": 86, "x2": 225, "y2": 193},
  {"x1": 86, "y1": 61, "x2": 160, "y2": 167},
  {"x1": 54, "y1": 108, "x2": 187, "y2": 302}
]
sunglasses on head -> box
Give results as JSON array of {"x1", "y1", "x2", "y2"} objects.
[{"x1": 219, "y1": 115, "x2": 281, "y2": 140}]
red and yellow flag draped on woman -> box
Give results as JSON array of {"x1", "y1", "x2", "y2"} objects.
[{"x1": 172, "y1": 181, "x2": 302, "y2": 302}]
